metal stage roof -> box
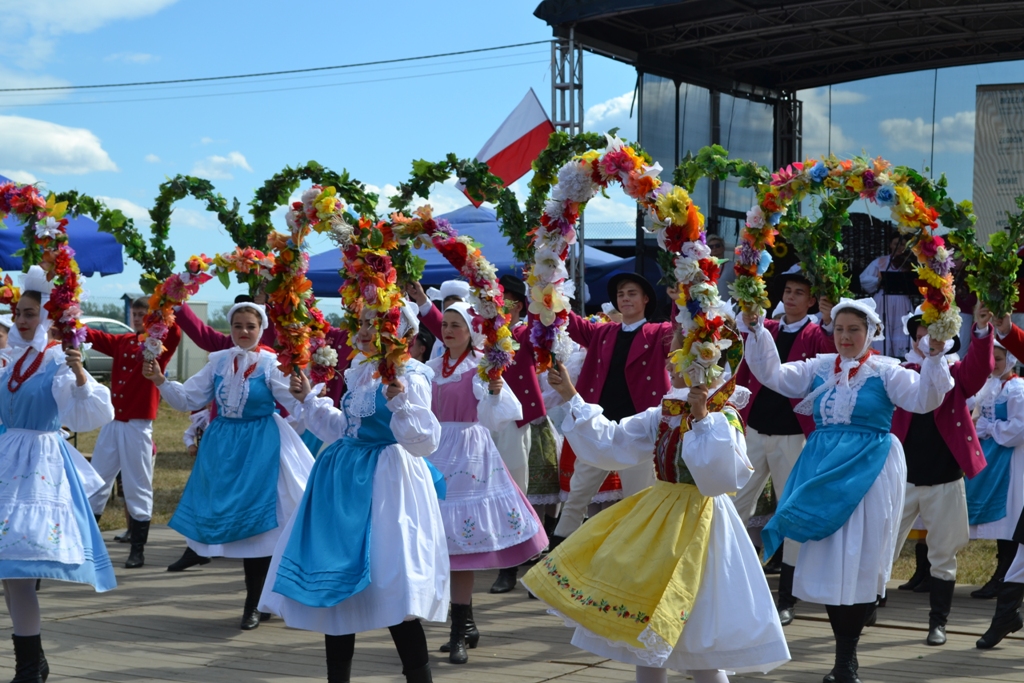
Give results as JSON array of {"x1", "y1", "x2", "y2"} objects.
[{"x1": 534, "y1": 0, "x2": 1024, "y2": 97}]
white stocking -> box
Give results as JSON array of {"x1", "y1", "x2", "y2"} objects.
[
  {"x1": 635, "y1": 665, "x2": 668, "y2": 683},
  {"x1": 691, "y1": 670, "x2": 729, "y2": 683},
  {"x1": 3, "y1": 579, "x2": 40, "y2": 636}
]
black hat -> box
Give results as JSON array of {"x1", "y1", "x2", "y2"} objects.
[
  {"x1": 907, "y1": 313, "x2": 961, "y2": 356},
  {"x1": 499, "y1": 274, "x2": 527, "y2": 302},
  {"x1": 608, "y1": 272, "x2": 657, "y2": 320}
]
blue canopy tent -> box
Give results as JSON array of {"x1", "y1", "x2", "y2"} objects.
[
  {"x1": 307, "y1": 204, "x2": 626, "y2": 296},
  {"x1": 0, "y1": 176, "x2": 124, "y2": 277}
]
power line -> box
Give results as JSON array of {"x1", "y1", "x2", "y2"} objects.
[
  {"x1": 0, "y1": 59, "x2": 550, "y2": 108},
  {"x1": 0, "y1": 40, "x2": 552, "y2": 93}
]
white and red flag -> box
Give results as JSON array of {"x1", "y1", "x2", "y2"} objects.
[{"x1": 460, "y1": 88, "x2": 555, "y2": 206}]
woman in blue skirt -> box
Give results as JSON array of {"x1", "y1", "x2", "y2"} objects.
[
  {"x1": 0, "y1": 266, "x2": 116, "y2": 681},
  {"x1": 143, "y1": 301, "x2": 314, "y2": 631},
  {"x1": 260, "y1": 302, "x2": 447, "y2": 683}
]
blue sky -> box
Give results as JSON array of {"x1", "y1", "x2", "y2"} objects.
[{"x1": 1, "y1": 1, "x2": 1022, "y2": 310}]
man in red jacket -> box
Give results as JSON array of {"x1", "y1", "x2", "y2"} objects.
[
  {"x1": 88, "y1": 297, "x2": 181, "y2": 568},
  {"x1": 890, "y1": 304, "x2": 993, "y2": 646}
]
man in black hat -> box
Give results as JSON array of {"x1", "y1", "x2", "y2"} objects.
[{"x1": 550, "y1": 271, "x2": 672, "y2": 545}]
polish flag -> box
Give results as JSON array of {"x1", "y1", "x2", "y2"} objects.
[{"x1": 461, "y1": 89, "x2": 555, "y2": 206}]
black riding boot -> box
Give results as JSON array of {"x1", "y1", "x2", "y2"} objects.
[
  {"x1": 777, "y1": 562, "x2": 798, "y2": 626},
  {"x1": 325, "y1": 634, "x2": 354, "y2": 683},
  {"x1": 977, "y1": 581, "x2": 1024, "y2": 648},
  {"x1": 823, "y1": 603, "x2": 868, "y2": 683},
  {"x1": 124, "y1": 519, "x2": 149, "y2": 568},
  {"x1": 166, "y1": 547, "x2": 211, "y2": 572},
  {"x1": 240, "y1": 556, "x2": 271, "y2": 630},
  {"x1": 447, "y1": 603, "x2": 474, "y2": 664},
  {"x1": 927, "y1": 578, "x2": 955, "y2": 645},
  {"x1": 972, "y1": 539, "x2": 1016, "y2": 599},
  {"x1": 489, "y1": 566, "x2": 518, "y2": 593},
  {"x1": 823, "y1": 635, "x2": 861, "y2": 683},
  {"x1": 898, "y1": 542, "x2": 930, "y2": 591},
  {"x1": 10, "y1": 634, "x2": 49, "y2": 683},
  {"x1": 439, "y1": 601, "x2": 479, "y2": 653}
]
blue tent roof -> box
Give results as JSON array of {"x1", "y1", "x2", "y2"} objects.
[
  {"x1": 0, "y1": 176, "x2": 124, "y2": 277},
  {"x1": 307, "y1": 204, "x2": 625, "y2": 297}
]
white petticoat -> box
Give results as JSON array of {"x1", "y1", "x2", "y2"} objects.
[
  {"x1": 259, "y1": 444, "x2": 449, "y2": 634},
  {"x1": 793, "y1": 439, "x2": 907, "y2": 605},
  {"x1": 187, "y1": 413, "x2": 312, "y2": 558},
  {"x1": 970, "y1": 447, "x2": 1024, "y2": 541},
  {"x1": 545, "y1": 496, "x2": 790, "y2": 673}
]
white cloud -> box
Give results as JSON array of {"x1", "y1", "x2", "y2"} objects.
[
  {"x1": 200, "y1": 137, "x2": 215, "y2": 145},
  {"x1": 0, "y1": 115, "x2": 117, "y2": 175},
  {"x1": 0, "y1": 65, "x2": 72, "y2": 107},
  {"x1": 95, "y1": 195, "x2": 149, "y2": 224},
  {"x1": 583, "y1": 194, "x2": 638, "y2": 223},
  {"x1": 0, "y1": 169, "x2": 39, "y2": 185},
  {"x1": 104, "y1": 52, "x2": 157, "y2": 64},
  {"x1": 878, "y1": 111, "x2": 975, "y2": 154},
  {"x1": 190, "y1": 151, "x2": 252, "y2": 180},
  {"x1": 144, "y1": 153, "x2": 160, "y2": 163},
  {"x1": 0, "y1": 1, "x2": 179, "y2": 68},
  {"x1": 171, "y1": 208, "x2": 218, "y2": 231},
  {"x1": 586, "y1": 91, "x2": 637, "y2": 141},
  {"x1": 797, "y1": 87, "x2": 866, "y2": 159}
]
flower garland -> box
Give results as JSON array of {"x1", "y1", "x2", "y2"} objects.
[
  {"x1": 529, "y1": 134, "x2": 662, "y2": 372},
  {"x1": 269, "y1": 185, "x2": 345, "y2": 382},
  {"x1": 736, "y1": 155, "x2": 965, "y2": 342},
  {"x1": 391, "y1": 205, "x2": 518, "y2": 381},
  {"x1": 336, "y1": 217, "x2": 408, "y2": 384},
  {"x1": 0, "y1": 182, "x2": 86, "y2": 347},
  {"x1": 140, "y1": 254, "x2": 216, "y2": 361}
]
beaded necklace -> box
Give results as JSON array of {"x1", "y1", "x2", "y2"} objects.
[
  {"x1": 834, "y1": 350, "x2": 876, "y2": 381},
  {"x1": 9, "y1": 341, "x2": 60, "y2": 393},
  {"x1": 441, "y1": 347, "x2": 472, "y2": 379}
]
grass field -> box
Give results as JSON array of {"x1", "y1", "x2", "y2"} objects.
[{"x1": 75, "y1": 400, "x2": 1002, "y2": 585}]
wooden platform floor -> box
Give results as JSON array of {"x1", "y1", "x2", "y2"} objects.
[{"x1": 3, "y1": 527, "x2": 1023, "y2": 682}]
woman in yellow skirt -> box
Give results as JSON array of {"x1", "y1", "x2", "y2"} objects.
[{"x1": 523, "y1": 331, "x2": 789, "y2": 683}]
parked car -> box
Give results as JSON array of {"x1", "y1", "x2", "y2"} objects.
[{"x1": 80, "y1": 316, "x2": 134, "y2": 379}]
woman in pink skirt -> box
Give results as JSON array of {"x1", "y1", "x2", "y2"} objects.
[{"x1": 427, "y1": 302, "x2": 548, "y2": 664}]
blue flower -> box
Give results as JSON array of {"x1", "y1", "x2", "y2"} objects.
[
  {"x1": 809, "y1": 162, "x2": 829, "y2": 183},
  {"x1": 769, "y1": 212, "x2": 782, "y2": 226},
  {"x1": 876, "y1": 185, "x2": 896, "y2": 206},
  {"x1": 757, "y1": 250, "x2": 773, "y2": 276}
]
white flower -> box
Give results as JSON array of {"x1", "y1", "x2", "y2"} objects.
[
  {"x1": 179, "y1": 272, "x2": 193, "y2": 286},
  {"x1": 475, "y1": 260, "x2": 497, "y2": 283},
  {"x1": 301, "y1": 187, "x2": 320, "y2": 211},
  {"x1": 544, "y1": 197, "x2": 565, "y2": 219},
  {"x1": 563, "y1": 279, "x2": 577, "y2": 301},
  {"x1": 691, "y1": 340, "x2": 723, "y2": 365},
  {"x1": 35, "y1": 217, "x2": 60, "y2": 239},
  {"x1": 552, "y1": 160, "x2": 600, "y2": 204},
  {"x1": 143, "y1": 336, "x2": 164, "y2": 358},
  {"x1": 604, "y1": 133, "x2": 625, "y2": 152},
  {"x1": 934, "y1": 247, "x2": 949, "y2": 262},
  {"x1": 746, "y1": 205, "x2": 765, "y2": 229},
  {"x1": 477, "y1": 299, "x2": 498, "y2": 319},
  {"x1": 875, "y1": 172, "x2": 890, "y2": 186},
  {"x1": 927, "y1": 308, "x2": 963, "y2": 342},
  {"x1": 673, "y1": 256, "x2": 703, "y2": 284},
  {"x1": 313, "y1": 345, "x2": 339, "y2": 368},
  {"x1": 681, "y1": 241, "x2": 712, "y2": 260},
  {"x1": 534, "y1": 246, "x2": 568, "y2": 283},
  {"x1": 689, "y1": 282, "x2": 720, "y2": 309},
  {"x1": 286, "y1": 209, "x2": 302, "y2": 232}
]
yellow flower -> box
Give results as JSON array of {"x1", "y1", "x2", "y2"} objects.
[
  {"x1": 528, "y1": 283, "x2": 569, "y2": 327},
  {"x1": 44, "y1": 194, "x2": 67, "y2": 220},
  {"x1": 655, "y1": 186, "x2": 692, "y2": 226}
]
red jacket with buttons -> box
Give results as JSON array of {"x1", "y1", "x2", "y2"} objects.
[
  {"x1": 87, "y1": 324, "x2": 181, "y2": 422},
  {"x1": 890, "y1": 325, "x2": 994, "y2": 479},
  {"x1": 735, "y1": 318, "x2": 836, "y2": 437},
  {"x1": 566, "y1": 312, "x2": 674, "y2": 413},
  {"x1": 419, "y1": 304, "x2": 546, "y2": 427}
]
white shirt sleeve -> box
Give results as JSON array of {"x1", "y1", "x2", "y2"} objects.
[
  {"x1": 559, "y1": 394, "x2": 660, "y2": 470},
  {"x1": 387, "y1": 372, "x2": 441, "y2": 457},
  {"x1": 474, "y1": 375, "x2": 523, "y2": 431},
  {"x1": 882, "y1": 355, "x2": 954, "y2": 414},
  {"x1": 991, "y1": 384, "x2": 1024, "y2": 448},
  {"x1": 743, "y1": 324, "x2": 818, "y2": 398},
  {"x1": 301, "y1": 392, "x2": 349, "y2": 444},
  {"x1": 158, "y1": 361, "x2": 217, "y2": 413},
  {"x1": 860, "y1": 256, "x2": 884, "y2": 295},
  {"x1": 266, "y1": 365, "x2": 303, "y2": 416},
  {"x1": 682, "y1": 411, "x2": 754, "y2": 497},
  {"x1": 52, "y1": 362, "x2": 115, "y2": 433}
]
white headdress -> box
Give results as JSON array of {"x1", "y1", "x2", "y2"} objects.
[
  {"x1": 444, "y1": 301, "x2": 485, "y2": 349},
  {"x1": 11, "y1": 266, "x2": 54, "y2": 353},
  {"x1": 0, "y1": 314, "x2": 12, "y2": 331},
  {"x1": 226, "y1": 302, "x2": 269, "y2": 341},
  {"x1": 398, "y1": 298, "x2": 419, "y2": 339}
]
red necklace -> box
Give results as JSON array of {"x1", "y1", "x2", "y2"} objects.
[
  {"x1": 233, "y1": 357, "x2": 259, "y2": 380},
  {"x1": 441, "y1": 348, "x2": 472, "y2": 379},
  {"x1": 834, "y1": 350, "x2": 876, "y2": 380},
  {"x1": 8, "y1": 341, "x2": 60, "y2": 393}
]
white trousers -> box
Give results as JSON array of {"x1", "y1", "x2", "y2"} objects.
[
  {"x1": 88, "y1": 419, "x2": 155, "y2": 522},
  {"x1": 553, "y1": 458, "x2": 656, "y2": 538},
  {"x1": 892, "y1": 479, "x2": 969, "y2": 582},
  {"x1": 733, "y1": 426, "x2": 805, "y2": 564},
  {"x1": 490, "y1": 421, "x2": 531, "y2": 494}
]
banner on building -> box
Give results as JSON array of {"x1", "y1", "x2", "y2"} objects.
[{"x1": 973, "y1": 84, "x2": 1024, "y2": 243}]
